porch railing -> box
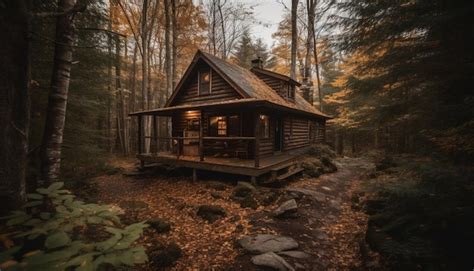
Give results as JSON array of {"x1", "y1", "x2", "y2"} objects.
[{"x1": 140, "y1": 135, "x2": 260, "y2": 167}]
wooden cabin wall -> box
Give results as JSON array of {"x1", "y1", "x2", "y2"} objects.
[
  {"x1": 283, "y1": 117, "x2": 310, "y2": 151},
  {"x1": 253, "y1": 72, "x2": 289, "y2": 99},
  {"x1": 259, "y1": 118, "x2": 274, "y2": 158},
  {"x1": 172, "y1": 62, "x2": 240, "y2": 106},
  {"x1": 171, "y1": 110, "x2": 201, "y2": 137}
]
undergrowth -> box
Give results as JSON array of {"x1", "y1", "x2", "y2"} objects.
[{"x1": 359, "y1": 156, "x2": 474, "y2": 270}]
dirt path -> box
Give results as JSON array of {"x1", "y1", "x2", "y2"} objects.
[
  {"x1": 92, "y1": 157, "x2": 376, "y2": 270},
  {"x1": 231, "y1": 157, "x2": 376, "y2": 270}
]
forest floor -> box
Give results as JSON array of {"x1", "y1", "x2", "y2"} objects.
[{"x1": 88, "y1": 157, "x2": 379, "y2": 270}]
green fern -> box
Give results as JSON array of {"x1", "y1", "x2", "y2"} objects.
[{"x1": 0, "y1": 182, "x2": 148, "y2": 270}]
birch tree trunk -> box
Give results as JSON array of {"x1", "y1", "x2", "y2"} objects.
[
  {"x1": 0, "y1": 0, "x2": 30, "y2": 211},
  {"x1": 39, "y1": 0, "x2": 77, "y2": 184},
  {"x1": 290, "y1": 0, "x2": 298, "y2": 80}
]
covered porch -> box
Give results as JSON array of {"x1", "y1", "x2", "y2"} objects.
[{"x1": 131, "y1": 99, "x2": 273, "y2": 170}]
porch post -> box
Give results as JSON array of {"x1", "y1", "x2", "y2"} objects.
[
  {"x1": 137, "y1": 115, "x2": 142, "y2": 154},
  {"x1": 152, "y1": 115, "x2": 158, "y2": 155},
  {"x1": 254, "y1": 112, "x2": 260, "y2": 168},
  {"x1": 199, "y1": 110, "x2": 204, "y2": 161},
  {"x1": 322, "y1": 119, "x2": 326, "y2": 143}
]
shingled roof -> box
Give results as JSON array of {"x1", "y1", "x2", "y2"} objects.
[
  {"x1": 142, "y1": 50, "x2": 330, "y2": 119},
  {"x1": 198, "y1": 51, "x2": 330, "y2": 119}
]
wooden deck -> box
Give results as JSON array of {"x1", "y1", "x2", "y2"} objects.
[{"x1": 137, "y1": 147, "x2": 308, "y2": 177}]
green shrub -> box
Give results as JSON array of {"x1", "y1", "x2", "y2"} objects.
[
  {"x1": 307, "y1": 144, "x2": 336, "y2": 159},
  {"x1": 0, "y1": 182, "x2": 148, "y2": 270}
]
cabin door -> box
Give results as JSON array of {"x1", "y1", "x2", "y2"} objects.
[{"x1": 274, "y1": 117, "x2": 283, "y2": 152}]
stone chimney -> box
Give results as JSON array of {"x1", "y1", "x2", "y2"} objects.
[{"x1": 251, "y1": 57, "x2": 263, "y2": 69}]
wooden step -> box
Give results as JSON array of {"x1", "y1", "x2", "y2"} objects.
[
  {"x1": 271, "y1": 161, "x2": 296, "y2": 172},
  {"x1": 277, "y1": 167, "x2": 304, "y2": 181}
]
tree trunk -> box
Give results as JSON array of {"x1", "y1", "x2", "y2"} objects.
[
  {"x1": 39, "y1": 0, "x2": 77, "y2": 184},
  {"x1": 305, "y1": 0, "x2": 314, "y2": 81},
  {"x1": 107, "y1": 6, "x2": 113, "y2": 152},
  {"x1": 217, "y1": 0, "x2": 226, "y2": 59},
  {"x1": 171, "y1": 0, "x2": 177, "y2": 88},
  {"x1": 311, "y1": 8, "x2": 323, "y2": 111},
  {"x1": 129, "y1": 44, "x2": 137, "y2": 153},
  {"x1": 0, "y1": 0, "x2": 30, "y2": 211},
  {"x1": 290, "y1": 0, "x2": 298, "y2": 80},
  {"x1": 114, "y1": 35, "x2": 127, "y2": 154},
  {"x1": 141, "y1": 0, "x2": 148, "y2": 111}
]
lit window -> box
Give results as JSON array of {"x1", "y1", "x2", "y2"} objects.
[
  {"x1": 217, "y1": 117, "x2": 227, "y2": 135},
  {"x1": 259, "y1": 115, "x2": 269, "y2": 138},
  {"x1": 210, "y1": 116, "x2": 227, "y2": 136},
  {"x1": 199, "y1": 69, "x2": 211, "y2": 95}
]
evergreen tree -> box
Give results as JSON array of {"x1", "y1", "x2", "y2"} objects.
[
  {"x1": 233, "y1": 31, "x2": 275, "y2": 69},
  {"x1": 330, "y1": 0, "x2": 474, "y2": 158}
]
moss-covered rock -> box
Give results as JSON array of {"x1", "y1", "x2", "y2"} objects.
[
  {"x1": 150, "y1": 242, "x2": 182, "y2": 267},
  {"x1": 148, "y1": 218, "x2": 171, "y2": 233},
  {"x1": 197, "y1": 205, "x2": 227, "y2": 223},
  {"x1": 321, "y1": 156, "x2": 338, "y2": 173},
  {"x1": 300, "y1": 157, "x2": 325, "y2": 177}
]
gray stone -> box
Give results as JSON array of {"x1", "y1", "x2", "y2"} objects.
[
  {"x1": 286, "y1": 188, "x2": 326, "y2": 202},
  {"x1": 329, "y1": 199, "x2": 342, "y2": 210},
  {"x1": 273, "y1": 199, "x2": 298, "y2": 217},
  {"x1": 237, "y1": 181, "x2": 257, "y2": 191},
  {"x1": 321, "y1": 186, "x2": 332, "y2": 191},
  {"x1": 239, "y1": 234, "x2": 299, "y2": 254},
  {"x1": 251, "y1": 252, "x2": 295, "y2": 271},
  {"x1": 278, "y1": 250, "x2": 310, "y2": 259}
]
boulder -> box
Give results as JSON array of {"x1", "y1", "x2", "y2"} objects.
[
  {"x1": 300, "y1": 158, "x2": 324, "y2": 177},
  {"x1": 239, "y1": 234, "x2": 299, "y2": 254},
  {"x1": 251, "y1": 252, "x2": 295, "y2": 271},
  {"x1": 278, "y1": 250, "x2": 310, "y2": 259},
  {"x1": 286, "y1": 188, "x2": 326, "y2": 202},
  {"x1": 237, "y1": 195, "x2": 259, "y2": 209},
  {"x1": 148, "y1": 218, "x2": 171, "y2": 233},
  {"x1": 197, "y1": 205, "x2": 227, "y2": 223},
  {"x1": 233, "y1": 182, "x2": 256, "y2": 198},
  {"x1": 273, "y1": 199, "x2": 298, "y2": 217},
  {"x1": 321, "y1": 156, "x2": 337, "y2": 173},
  {"x1": 237, "y1": 181, "x2": 257, "y2": 191},
  {"x1": 206, "y1": 181, "x2": 228, "y2": 191},
  {"x1": 151, "y1": 242, "x2": 182, "y2": 267},
  {"x1": 210, "y1": 192, "x2": 222, "y2": 199}
]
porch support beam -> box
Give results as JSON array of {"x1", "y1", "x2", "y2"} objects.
[
  {"x1": 199, "y1": 110, "x2": 204, "y2": 161},
  {"x1": 137, "y1": 115, "x2": 142, "y2": 154},
  {"x1": 152, "y1": 115, "x2": 158, "y2": 155},
  {"x1": 254, "y1": 112, "x2": 260, "y2": 168}
]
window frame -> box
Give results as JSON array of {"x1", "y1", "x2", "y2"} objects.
[
  {"x1": 198, "y1": 68, "x2": 212, "y2": 95},
  {"x1": 288, "y1": 84, "x2": 295, "y2": 99},
  {"x1": 259, "y1": 114, "x2": 270, "y2": 139},
  {"x1": 209, "y1": 114, "x2": 240, "y2": 137}
]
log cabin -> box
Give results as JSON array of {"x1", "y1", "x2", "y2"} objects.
[{"x1": 130, "y1": 50, "x2": 331, "y2": 183}]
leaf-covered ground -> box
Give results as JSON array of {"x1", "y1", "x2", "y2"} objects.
[{"x1": 91, "y1": 157, "x2": 379, "y2": 270}]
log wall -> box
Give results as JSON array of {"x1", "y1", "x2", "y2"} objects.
[{"x1": 171, "y1": 62, "x2": 240, "y2": 106}]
